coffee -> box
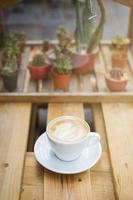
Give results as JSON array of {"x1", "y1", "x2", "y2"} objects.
[{"x1": 47, "y1": 116, "x2": 89, "y2": 143}]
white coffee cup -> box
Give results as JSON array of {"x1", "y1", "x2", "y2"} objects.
[{"x1": 46, "y1": 115, "x2": 100, "y2": 161}]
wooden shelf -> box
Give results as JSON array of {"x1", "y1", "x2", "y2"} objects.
[{"x1": 0, "y1": 41, "x2": 133, "y2": 103}]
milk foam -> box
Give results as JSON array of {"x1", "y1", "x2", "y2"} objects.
[{"x1": 49, "y1": 119, "x2": 88, "y2": 143}]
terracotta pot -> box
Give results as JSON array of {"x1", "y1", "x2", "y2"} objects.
[
  {"x1": 111, "y1": 54, "x2": 128, "y2": 68},
  {"x1": 53, "y1": 71, "x2": 71, "y2": 90},
  {"x1": 71, "y1": 49, "x2": 98, "y2": 75},
  {"x1": 2, "y1": 71, "x2": 18, "y2": 92},
  {"x1": 105, "y1": 76, "x2": 128, "y2": 92},
  {"x1": 28, "y1": 63, "x2": 50, "y2": 80}
]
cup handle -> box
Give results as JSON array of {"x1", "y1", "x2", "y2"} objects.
[{"x1": 87, "y1": 132, "x2": 100, "y2": 146}]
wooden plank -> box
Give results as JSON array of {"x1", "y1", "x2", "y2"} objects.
[
  {"x1": 78, "y1": 74, "x2": 94, "y2": 93},
  {"x1": 0, "y1": 103, "x2": 31, "y2": 200},
  {"x1": 20, "y1": 152, "x2": 43, "y2": 200},
  {"x1": 115, "y1": 0, "x2": 133, "y2": 7},
  {"x1": 100, "y1": 45, "x2": 112, "y2": 71},
  {"x1": 0, "y1": 93, "x2": 133, "y2": 103},
  {"x1": 37, "y1": 80, "x2": 43, "y2": 93},
  {"x1": 90, "y1": 74, "x2": 97, "y2": 92},
  {"x1": 94, "y1": 50, "x2": 107, "y2": 92},
  {"x1": 68, "y1": 74, "x2": 79, "y2": 93},
  {"x1": 47, "y1": 75, "x2": 54, "y2": 93},
  {"x1": 26, "y1": 40, "x2": 110, "y2": 46},
  {"x1": 29, "y1": 79, "x2": 37, "y2": 93},
  {"x1": 23, "y1": 69, "x2": 37, "y2": 93},
  {"x1": 91, "y1": 104, "x2": 115, "y2": 200},
  {"x1": 26, "y1": 40, "x2": 57, "y2": 46},
  {"x1": 102, "y1": 103, "x2": 133, "y2": 199},
  {"x1": 27, "y1": 104, "x2": 38, "y2": 152},
  {"x1": 26, "y1": 46, "x2": 39, "y2": 93},
  {"x1": 44, "y1": 103, "x2": 92, "y2": 200},
  {"x1": 17, "y1": 47, "x2": 31, "y2": 92},
  {"x1": 23, "y1": 70, "x2": 30, "y2": 93},
  {"x1": 41, "y1": 78, "x2": 51, "y2": 93}
]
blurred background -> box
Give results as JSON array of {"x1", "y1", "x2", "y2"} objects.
[{"x1": 0, "y1": 0, "x2": 130, "y2": 40}]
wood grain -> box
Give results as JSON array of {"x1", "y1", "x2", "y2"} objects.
[
  {"x1": 115, "y1": 0, "x2": 133, "y2": 7},
  {"x1": 20, "y1": 152, "x2": 43, "y2": 200},
  {"x1": 91, "y1": 104, "x2": 115, "y2": 200},
  {"x1": 0, "y1": 103, "x2": 31, "y2": 200},
  {"x1": 18, "y1": 47, "x2": 31, "y2": 92},
  {"x1": 44, "y1": 103, "x2": 93, "y2": 200},
  {"x1": 102, "y1": 103, "x2": 133, "y2": 199},
  {"x1": 0, "y1": 93, "x2": 133, "y2": 103},
  {"x1": 94, "y1": 50, "x2": 107, "y2": 92},
  {"x1": 27, "y1": 104, "x2": 38, "y2": 152},
  {"x1": 78, "y1": 74, "x2": 94, "y2": 92}
]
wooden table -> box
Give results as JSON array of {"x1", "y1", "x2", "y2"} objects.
[{"x1": 0, "y1": 100, "x2": 133, "y2": 200}]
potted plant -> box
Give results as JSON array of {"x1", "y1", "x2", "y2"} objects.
[
  {"x1": 105, "y1": 68, "x2": 128, "y2": 92},
  {"x1": 1, "y1": 56, "x2": 18, "y2": 92},
  {"x1": 57, "y1": 26, "x2": 73, "y2": 51},
  {"x1": 53, "y1": 48, "x2": 72, "y2": 90},
  {"x1": 71, "y1": 0, "x2": 105, "y2": 75},
  {"x1": 111, "y1": 35, "x2": 130, "y2": 68},
  {"x1": 28, "y1": 53, "x2": 50, "y2": 80},
  {"x1": 2, "y1": 34, "x2": 21, "y2": 67},
  {"x1": 46, "y1": 26, "x2": 72, "y2": 64},
  {"x1": 13, "y1": 32, "x2": 26, "y2": 52}
]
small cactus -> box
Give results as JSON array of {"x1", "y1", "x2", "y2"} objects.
[
  {"x1": 111, "y1": 35, "x2": 130, "y2": 53},
  {"x1": 57, "y1": 26, "x2": 70, "y2": 40},
  {"x1": 109, "y1": 68, "x2": 126, "y2": 80},
  {"x1": 57, "y1": 26, "x2": 72, "y2": 50},
  {"x1": 54, "y1": 52, "x2": 72, "y2": 74},
  {"x1": 32, "y1": 54, "x2": 46, "y2": 66}
]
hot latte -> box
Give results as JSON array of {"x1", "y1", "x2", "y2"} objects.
[{"x1": 47, "y1": 116, "x2": 89, "y2": 143}]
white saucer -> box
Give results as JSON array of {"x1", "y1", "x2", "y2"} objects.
[{"x1": 34, "y1": 133, "x2": 102, "y2": 174}]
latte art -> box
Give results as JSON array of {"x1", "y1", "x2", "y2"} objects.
[{"x1": 48, "y1": 118, "x2": 88, "y2": 143}]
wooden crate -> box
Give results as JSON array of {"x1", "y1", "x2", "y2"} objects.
[
  {"x1": 0, "y1": 41, "x2": 133, "y2": 103},
  {"x1": 1, "y1": 101, "x2": 133, "y2": 200}
]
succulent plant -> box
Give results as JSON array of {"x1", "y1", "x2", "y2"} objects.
[
  {"x1": 57, "y1": 26, "x2": 72, "y2": 50},
  {"x1": 13, "y1": 32, "x2": 26, "y2": 41},
  {"x1": 109, "y1": 68, "x2": 127, "y2": 80},
  {"x1": 54, "y1": 52, "x2": 72, "y2": 74},
  {"x1": 75, "y1": 0, "x2": 105, "y2": 53},
  {"x1": 1, "y1": 56, "x2": 17, "y2": 76},
  {"x1": 111, "y1": 35, "x2": 130, "y2": 53},
  {"x1": 57, "y1": 26, "x2": 70, "y2": 39},
  {"x1": 3, "y1": 33, "x2": 21, "y2": 59},
  {"x1": 32, "y1": 54, "x2": 46, "y2": 66}
]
